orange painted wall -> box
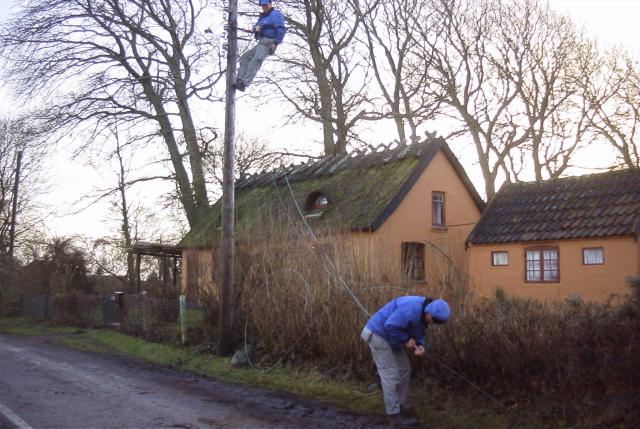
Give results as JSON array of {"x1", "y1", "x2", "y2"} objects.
[
  {"x1": 467, "y1": 236, "x2": 639, "y2": 302},
  {"x1": 182, "y1": 149, "x2": 483, "y2": 297},
  {"x1": 352, "y1": 150, "x2": 482, "y2": 286},
  {"x1": 637, "y1": 237, "x2": 640, "y2": 274},
  {"x1": 181, "y1": 249, "x2": 216, "y2": 303}
]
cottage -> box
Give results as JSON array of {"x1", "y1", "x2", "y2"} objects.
[
  {"x1": 179, "y1": 138, "x2": 484, "y2": 299},
  {"x1": 466, "y1": 168, "x2": 640, "y2": 302}
]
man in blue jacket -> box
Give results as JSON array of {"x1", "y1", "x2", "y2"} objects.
[
  {"x1": 361, "y1": 296, "x2": 451, "y2": 426},
  {"x1": 232, "y1": 0, "x2": 286, "y2": 92}
]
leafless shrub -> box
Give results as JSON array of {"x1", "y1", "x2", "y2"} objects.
[
  {"x1": 50, "y1": 294, "x2": 102, "y2": 327},
  {"x1": 232, "y1": 211, "x2": 468, "y2": 368},
  {"x1": 225, "y1": 213, "x2": 640, "y2": 421}
]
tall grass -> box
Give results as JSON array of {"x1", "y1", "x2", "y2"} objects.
[
  {"x1": 233, "y1": 212, "x2": 470, "y2": 369},
  {"x1": 228, "y1": 213, "x2": 640, "y2": 422}
]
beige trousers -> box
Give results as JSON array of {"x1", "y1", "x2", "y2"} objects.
[{"x1": 361, "y1": 327, "x2": 411, "y2": 415}]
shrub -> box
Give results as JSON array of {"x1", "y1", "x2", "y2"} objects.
[
  {"x1": 50, "y1": 294, "x2": 102, "y2": 327},
  {"x1": 221, "y1": 214, "x2": 640, "y2": 423}
]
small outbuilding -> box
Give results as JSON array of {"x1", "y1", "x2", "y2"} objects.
[{"x1": 466, "y1": 168, "x2": 640, "y2": 302}]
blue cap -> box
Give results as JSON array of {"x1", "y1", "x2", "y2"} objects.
[
  {"x1": 258, "y1": 0, "x2": 271, "y2": 5},
  {"x1": 425, "y1": 299, "x2": 451, "y2": 323}
]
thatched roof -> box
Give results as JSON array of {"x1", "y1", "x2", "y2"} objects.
[{"x1": 180, "y1": 137, "x2": 483, "y2": 248}]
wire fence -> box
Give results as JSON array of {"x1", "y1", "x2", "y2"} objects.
[{"x1": 9, "y1": 293, "x2": 205, "y2": 344}]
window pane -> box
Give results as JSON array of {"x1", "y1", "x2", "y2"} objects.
[
  {"x1": 546, "y1": 270, "x2": 559, "y2": 281},
  {"x1": 526, "y1": 248, "x2": 559, "y2": 282},
  {"x1": 526, "y1": 251, "x2": 540, "y2": 261},
  {"x1": 314, "y1": 195, "x2": 328, "y2": 209},
  {"x1": 432, "y1": 192, "x2": 444, "y2": 226},
  {"x1": 401, "y1": 242, "x2": 425, "y2": 281},
  {"x1": 583, "y1": 248, "x2": 604, "y2": 265},
  {"x1": 492, "y1": 252, "x2": 509, "y2": 266}
]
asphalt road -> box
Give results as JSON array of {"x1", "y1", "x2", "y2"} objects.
[{"x1": 0, "y1": 333, "x2": 391, "y2": 429}]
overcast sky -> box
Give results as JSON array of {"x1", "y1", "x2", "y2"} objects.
[{"x1": 0, "y1": 0, "x2": 639, "y2": 240}]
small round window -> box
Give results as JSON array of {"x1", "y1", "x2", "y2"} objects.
[
  {"x1": 312, "y1": 194, "x2": 328, "y2": 210},
  {"x1": 305, "y1": 191, "x2": 329, "y2": 214}
]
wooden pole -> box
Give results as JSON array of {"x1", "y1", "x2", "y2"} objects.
[
  {"x1": 8, "y1": 150, "x2": 22, "y2": 260},
  {"x1": 136, "y1": 254, "x2": 142, "y2": 294},
  {"x1": 219, "y1": 0, "x2": 238, "y2": 355}
]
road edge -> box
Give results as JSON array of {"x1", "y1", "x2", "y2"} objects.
[{"x1": 0, "y1": 401, "x2": 33, "y2": 429}]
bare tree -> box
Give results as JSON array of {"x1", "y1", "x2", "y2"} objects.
[
  {"x1": 411, "y1": 0, "x2": 527, "y2": 198},
  {"x1": 0, "y1": 117, "x2": 47, "y2": 260},
  {"x1": 0, "y1": 0, "x2": 225, "y2": 227},
  {"x1": 270, "y1": 0, "x2": 379, "y2": 155},
  {"x1": 413, "y1": 0, "x2": 598, "y2": 197},
  {"x1": 201, "y1": 131, "x2": 291, "y2": 198},
  {"x1": 361, "y1": 0, "x2": 441, "y2": 144},
  {"x1": 94, "y1": 130, "x2": 139, "y2": 291},
  {"x1": 585, "y1": 49, "x2": 640, "y2": 168},
  {"x1": 497, "y1": 0, "x2": 596, "y2": 181}
]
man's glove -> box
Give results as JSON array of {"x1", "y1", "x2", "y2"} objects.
[
  {"x1": 268, "y1": 43, "x2": 277, "y2": 55},
  {"x1": 253, "y1": 25, "x2": 260, "y2": 39}
]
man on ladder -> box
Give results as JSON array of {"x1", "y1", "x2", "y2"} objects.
[{"x1": 232, "y1": 0, "x2": 286, "y2": 92}]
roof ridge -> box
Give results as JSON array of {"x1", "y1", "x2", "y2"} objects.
[
  {"x1": 236, "y1": 138, "x2": 440, "y2": 190},
  {"x1": 510, "y1": 167, "x2": 640, "y2": 187}
]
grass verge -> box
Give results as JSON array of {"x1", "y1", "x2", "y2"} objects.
[
  {"x1": 0, "y1": 317, "x2": 523, "y2": 429},
  {"x1": 0, "y1": 316, "x2": 82, "y2": 336}
]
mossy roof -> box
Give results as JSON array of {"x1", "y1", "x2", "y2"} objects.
[
  {"x1": 180, "y1": 138, "x2": 484, "y2": 248},
  {"x1": 467, "y1": 167, "x2": 640, "y2": 245}
]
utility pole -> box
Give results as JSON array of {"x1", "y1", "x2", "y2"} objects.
[
  {"x1": 8, "y1": 150, "x2": 22, "y2": 260},
  {"x1": 219, "y1": 0, "x2": 238, "y2": 355}
]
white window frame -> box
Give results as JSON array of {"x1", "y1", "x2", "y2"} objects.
[
  {"x1": 491, "y1": 251, "x2": 509, "y2": 266},
  {"x1": 583, "y1": 247, "x2": 604, "y2": 265}
]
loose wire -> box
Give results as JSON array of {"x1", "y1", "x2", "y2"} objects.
[{"x1": 239, "y1": 169, "x2": 506, "y2": 408}]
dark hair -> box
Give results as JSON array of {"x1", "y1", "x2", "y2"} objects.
[{"x1": 431, "y1": 316, "x2": 446, "y2": 324}]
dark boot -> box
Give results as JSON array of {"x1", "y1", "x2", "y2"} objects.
[
  {"x1": 400, "y1": 405, "x2": 416, "y2": 417},
  {"x1": 389, "y1": 413, "x2": 418, "y2": 426}
]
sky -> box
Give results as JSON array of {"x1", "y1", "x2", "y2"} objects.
[{"x1": 0, "y1": 0, "x2": 639, "y2": 242}]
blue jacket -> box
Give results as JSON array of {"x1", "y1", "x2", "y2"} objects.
[
  {"x1": 366, "y1": 296, "x2": 431, "y2": 350},
  {"x1": 254, "y1": 8, "x2": 286, "y2": 45}
]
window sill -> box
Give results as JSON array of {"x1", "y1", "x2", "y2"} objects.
[
  {"x1": 524, "y1": 281, "x2": 560, "y2": 284},
  {"x1": 431, "y1": 225, "x2": 448, "y2": 232}
]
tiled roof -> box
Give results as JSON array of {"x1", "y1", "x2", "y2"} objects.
[
  {"x1": 180, "y1": 138, "x2": 484, "y2": 248},
  {"x1": 467, "y1": 168, "x2": 640, "y2": 245}
]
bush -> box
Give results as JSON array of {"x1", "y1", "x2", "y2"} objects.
[
  {"x1": 222, "y1": 215, "x2": 640, "y2": 424},
  {"x1": 50, "y1": 294, "x2": 102, "y2": 327}
]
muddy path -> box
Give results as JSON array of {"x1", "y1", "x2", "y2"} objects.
[{"x1": 0, "y1": 333, "x2": 400, "y2": 429}]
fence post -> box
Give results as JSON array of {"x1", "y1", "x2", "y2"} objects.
[
  {"x1": 179, "y1": 294, "x2": 186, "y2": 345},
  {"x1": 142, "y1": 292, "x2": 148, "y2": 332}
]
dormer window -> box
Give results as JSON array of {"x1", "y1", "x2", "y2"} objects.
[{"x1": 305, "y1": 191, "x2": 329, "y2": 218}]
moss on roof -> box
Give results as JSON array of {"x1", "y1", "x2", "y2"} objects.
[
  {"x1": 180, "y1": 139, "x2": 483, "y2": 249},
  {"x1": 467, "y1": 167, "x2": 640, "y2": 244}
]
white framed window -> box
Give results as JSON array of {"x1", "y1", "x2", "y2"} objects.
[
  {"x1": 525, "y1": 247, "x2": 559, "y2": 283},
  {"x1": 583, "y1": 248, "x2": 604, "y2": 265},
  {"x1": 491, "y1": 251, "x2": 509, "y2": 266},
  {"x1": 432, "y1": 192, "x2": 445, "y2": 226}
]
